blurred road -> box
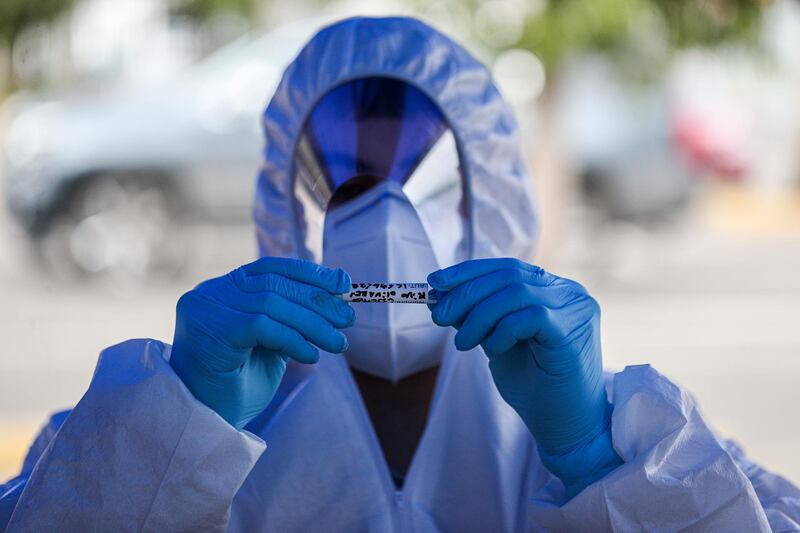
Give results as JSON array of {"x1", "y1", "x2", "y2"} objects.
[
  {"x1": 1, "y1": 184, "x2": 799, "y2": 488},
  {"x1": 0, "y1": 212, "x2": 258, "y2": 476}
]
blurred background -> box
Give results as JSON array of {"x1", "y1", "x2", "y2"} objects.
[{"x1": 1, "y1": 0, "x2": 799, "y2": 485}]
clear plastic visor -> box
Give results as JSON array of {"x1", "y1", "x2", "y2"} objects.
[{"x1": 291, "y1": 77, "x2": 469, "y2": 268}]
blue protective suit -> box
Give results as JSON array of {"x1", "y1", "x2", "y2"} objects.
[{"x1": 3, "y1": 16, "x2": 800, "y2": 532}]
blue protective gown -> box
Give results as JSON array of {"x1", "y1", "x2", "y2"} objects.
[
  {"x1": 3, "y1": 16, "x2": 800, "y2": 532},
  {"x1": 3, "y1": 340, "x2": 799, "y2": 531}
]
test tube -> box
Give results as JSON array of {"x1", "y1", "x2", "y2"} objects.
[{"x1": 339, "y1": 283, "x2": 437, "y2": 304}]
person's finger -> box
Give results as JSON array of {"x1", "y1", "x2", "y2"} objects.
[
  {"x1": 427, "y1": 258, "x2": 553, "y2": 291},
  {"x1": 431, "y1": 268, "x2": 555, "y2": 327},
  {"x1": 208, "y1": 288, "x2": 350, "y2": 351},
  {"x1": 482, "y1": 295, "x2": 598, "y2": 360},
  {"x1": 426, "y1": 289, "x2": 439, "y2": 313},
  {"x1": 226, "y1": 269, "x2": 355, "y2": 328},
  {"x1": 482, "y1": 306, "x2": 555, "y2": 357},
  {"x1": 454, "y1": 282, "x2": 542, "y2": 351},
  {"x1": 238, "y1": 257, "x2": 352, "y2": 294},
  {"x1": 260, "y1": 293, "x2": 348, "y2": 353},
  {"x1": 240, "y1": 314, "x2": 320, "y2": 365}
]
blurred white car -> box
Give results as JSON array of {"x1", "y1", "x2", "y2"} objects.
[
  {"x1": 1, "y1": 19, "x2": 325, "y2": 282},
  {"x1": 555, "y1": 55, "x2": 697, "y2": 223}
]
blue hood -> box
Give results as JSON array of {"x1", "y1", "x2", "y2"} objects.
[{"x1": 254, "y1": 16, "x2": 538, "y2": 260}]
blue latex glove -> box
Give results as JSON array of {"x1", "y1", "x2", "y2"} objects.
[
  {"x1": 428, "y1": 258, "x2": 622, "y2": 497},
  {"x1": 170, "y1": 257, "x2": 355, "y2": 430}
]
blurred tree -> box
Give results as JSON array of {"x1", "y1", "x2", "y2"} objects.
[
  {"x1": 654, "y1": 0, "x2": 765, "y2": 47},
  {"x1": 518, "y1": 0, "x2": 767, "y2": 78},
  {"x1": 0, "y1": 0, "x2": 76, "y2": 92},
  {"x1": 170, "y1": 0, "x2": 258, "y2": 22},
  {"x1": 468, "y1": 0, "x2": 771, "y2": 258},
  {"x1": 0, "y1": 0, "x2": 74, "y2": 47},
  {"x1": 169, "y1": 0, "x2": 260, "y2": 55}
]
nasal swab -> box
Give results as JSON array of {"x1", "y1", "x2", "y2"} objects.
[{"x1": 339, "y1": 283, "x2": 438, "y2": 304}]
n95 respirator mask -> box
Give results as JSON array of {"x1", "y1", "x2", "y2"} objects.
[{"x1": 322, "y1": 180, "x2": 449, "y2": 382}]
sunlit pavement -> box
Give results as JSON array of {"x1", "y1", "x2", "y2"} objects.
[{"x1": 1, "y1": 184, "x2": 799, "y2": 488}]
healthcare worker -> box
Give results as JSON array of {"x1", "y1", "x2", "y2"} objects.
[{"x1": 2, "y1": 17, "x2": 799, "y2": 533}]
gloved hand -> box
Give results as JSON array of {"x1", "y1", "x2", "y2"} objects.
[
  {"x1": 428, "y1": 258, "x2": 622, "y2": 497},
  {"x1": 170, "y1": 257, "x2": 355, "y2": 430}
]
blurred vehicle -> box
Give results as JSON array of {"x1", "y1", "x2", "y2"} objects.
[
  {"x1": 672, "y1": 107, "x2": 749, "y2": 182},
  {"x1": 555, "y1": 56, "x2": 697, "y2": 223},
  {"x1": 1, "y1": 19, "x2": 326, "y2": 284}
]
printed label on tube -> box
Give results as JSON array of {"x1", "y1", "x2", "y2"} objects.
[{"x1": 340, "y1": 283, "x2": 437, "y2": 304}]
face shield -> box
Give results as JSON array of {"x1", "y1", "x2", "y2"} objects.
[
  {"x1": 289, "y1": 76, "x2": 467, "y2": 381},
  {"x1": 256, "y1": 17, "x2": 539, "y2": 275},
  {"x1": 291, "y1": 77, "x2": 469, "y2": 269}
]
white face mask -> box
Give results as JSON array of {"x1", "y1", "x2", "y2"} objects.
[{"x1": 322, "y1": 180, "x2": 450, "y2": 382}]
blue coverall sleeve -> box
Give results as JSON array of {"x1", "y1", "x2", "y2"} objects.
[
  {"x1": 0, "y1": 410, "x2": 70, "y2": 531},
  {"x1": 528, "y1": 364, "x2": 800, "y2": 532},
  {"x1": 1, "y1": 339, "x2": 265, "y2": 532},
  {"x1": 723, "y1": 439, "x2": 800, "y2": 532}
]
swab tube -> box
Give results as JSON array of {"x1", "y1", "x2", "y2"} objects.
[{"x1": 339, "y1": 283, "x2": 437, "y2": 304}]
